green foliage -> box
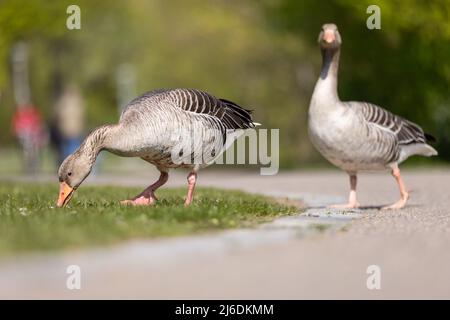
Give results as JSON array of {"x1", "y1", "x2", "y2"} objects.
[
  {"x1": 0, "y1": 183, "x2": 297, "y2": 256},
  {"x1": 0, "y1": 0, "x2": 448, "y2": 164}
]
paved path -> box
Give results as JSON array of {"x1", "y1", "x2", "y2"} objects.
[{"x1": 1, "y1": 168, "x2": 449, "y2": 299}]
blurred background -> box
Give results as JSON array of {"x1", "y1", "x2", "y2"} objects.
[{"x1": 0, "y1": 0, "x2": 449, "y2": 175}]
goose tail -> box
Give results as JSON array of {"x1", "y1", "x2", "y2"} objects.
[{"x1": 398, "y1": 143, "x2": 438, "y2": 164}]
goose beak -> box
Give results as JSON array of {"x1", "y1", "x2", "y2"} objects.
[
  {"x1": 323, "y1": 30, "x2": 335, "y2": 43},
  {"x1": 57, "y1": 182, "x2": 74, "y2": 208}
]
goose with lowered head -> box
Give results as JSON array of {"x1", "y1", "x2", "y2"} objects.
[{"x1": 57, "y1": 88, "x2": 256, "y2": 207}]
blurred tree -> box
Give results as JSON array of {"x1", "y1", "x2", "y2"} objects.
[
  {"x1": 0, "y1": 0, "x2": 312, "y2": 167},
  {"x1": 0, "y1": 0, "x2": 132, "y2": 145},
  {"x1": 0, "y1": 0, "x2": 448, "y2": 167}
]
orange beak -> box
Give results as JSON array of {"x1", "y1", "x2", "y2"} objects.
[
  {"x1": 57, "y1": 182, "x2": 75, "y2": 208},
  {"x1": 323, "y1": 30, "x2": 335, "y2": 43}
]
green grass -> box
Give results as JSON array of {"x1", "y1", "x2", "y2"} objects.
[{"x1": 0, "y1": 183, "x2": 297, "y2": 257}]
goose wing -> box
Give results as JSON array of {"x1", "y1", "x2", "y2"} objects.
[
  {"x1": 167, "y1": 89, "x2": 255, "y2": 129},
  {"x1": 351, "y1": 102, "x2": 433, "y2": 146},
  {"x1": 122, "y1": 88, "x2": 255, "y2": 130}
]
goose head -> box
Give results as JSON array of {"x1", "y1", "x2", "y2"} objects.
[
  {"x1": 318, "y1": 23, "x2": 342, "y2": 50},
  {"x1": 57, "y1": 152, "x2": 93, "y2": 207}
]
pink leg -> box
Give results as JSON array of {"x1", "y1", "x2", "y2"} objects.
[
  {"x1": 382, "y1": 167, "x2": 409, "y2": 210},
  {"x1": 121, "y1": 171, "x2": 169, "y2": 206},
  {"x1": 329, "y1": 174, "x2": 360, "y2": 209},
  {"x1": 184, "y1": 172, "x2": 197, "y2": 207}
]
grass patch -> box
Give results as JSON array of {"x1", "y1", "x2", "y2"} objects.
[{"x1": 0, "y1": 182, "x2": 297, "y2": 257}]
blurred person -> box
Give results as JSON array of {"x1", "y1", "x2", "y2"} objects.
[
  {"x1": 51, "y1": 84, "x2": 85, "y2": 165},
  {"x1": 12, "y1": 104, "x2": 47, "y2": 173},
  {"x1": 11, "y1": 42, "x2": 47, "y2": 173}
]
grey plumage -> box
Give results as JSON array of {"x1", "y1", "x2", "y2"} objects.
[
  {"x1": 309, "y1": 26, "x2": 437, "y2": 174},
  {"x1": 307, "y1": 23, "x2": 437, "y2": 209},
  {"x1": 82, "y1": 88, "x2": 255, "y2": 171},
  {"x1": 57, "y1": 88, "x2": 256, "y2": 207},
  {"x1": 356, "y1": 102, "x2": 431, "y2": 146},
  {"x1": 123, "y1": 88, "x2": 253, "y2": 129}
]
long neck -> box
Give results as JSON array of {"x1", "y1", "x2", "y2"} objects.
[
  {"x1": 76, "y1": 125, "x2": 113, "y2": 166},
  {"x1": 312, "y1": 47, "x2": 341, "y2": 104}
]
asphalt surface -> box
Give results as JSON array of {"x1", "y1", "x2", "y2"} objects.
[{"x1": 0, "y1": 168, "x2": 449, "y2": 299}]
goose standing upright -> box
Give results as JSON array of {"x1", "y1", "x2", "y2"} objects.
[
  {"x1": 308, "y1": 23, "x2": 437, "y2": 209},
  {"x1": 57, "y1": 88, "x2": 256, "y2": 207}
]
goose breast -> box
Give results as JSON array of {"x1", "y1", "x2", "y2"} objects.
[{"x1": 309, "y1": 104, "x2": 397, "y2": 172}]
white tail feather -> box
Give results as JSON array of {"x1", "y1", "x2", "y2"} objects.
[{"x1": 398, "y1": 143, "x2": 438, "y2": 164}]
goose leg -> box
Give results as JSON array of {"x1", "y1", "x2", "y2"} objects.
[
  {"x1": 382, "y1": 167, "x2": 409, "y2": 210},
  {"x1": 184, "y1": 172, "x2": 197, "y2": 207},
  {"x1": 329, "y1": 174, "x2": 360, "y2": 209},
  {"x1": 121, "y1": 171, "x2": 169, "y2": 206}
]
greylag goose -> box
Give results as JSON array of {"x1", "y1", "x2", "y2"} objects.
[
  {"x1": 57, "y1": 88, "x2": 256, "y2": 207},
  {"x1": 308, "y1": 23, "x2": 437, "y2": 209}
]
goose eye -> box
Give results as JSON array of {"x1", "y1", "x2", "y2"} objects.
[{"x1": 68, "y1": 172, "x2": 72, "y2": 177}]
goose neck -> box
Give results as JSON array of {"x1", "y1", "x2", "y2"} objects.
[
  {"x1": 315, "y1": 47, "x2": 340, "y2": 102},
  {"x1": 78, "y1": 125, "x2": 113, "y2": 165}
]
